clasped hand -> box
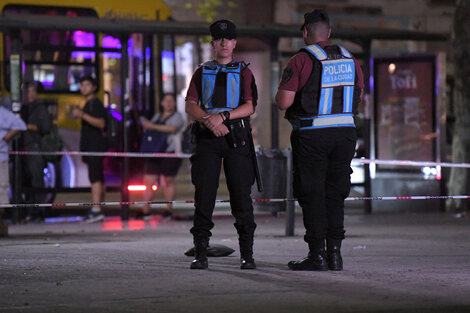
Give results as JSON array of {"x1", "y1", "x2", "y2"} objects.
[
  {"x1": 203, "y1": 114, "x2": 228, "y2": 137},
  {"x1": 140, "y1": 117, "x2": 153, "y2": 131},
  {"x1": 71, "y1": 107, "x2": 83, "y2": 119}
]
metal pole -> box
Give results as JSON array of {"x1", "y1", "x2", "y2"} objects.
[
  {"x1": 270, "y1": 38, "x2": 280, "y2": 149},
  {"x1": 362, "y1": 40, "x2": 372, "y2": 214},
  {"x1": 9, "y1": 30, "x2": 22, "y2": 223},
  {"x1": 120, "y1": 35, "x2": 130, "y2": 221},
  {"x1": 284, "y1": 148, "x2": 295, "y2": 236},
  {"x1": 171, "y1": 35, "x2": 177, "y2": 94}
]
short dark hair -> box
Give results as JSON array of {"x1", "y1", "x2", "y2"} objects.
[
  {"x1": 161, "y1": 93, "x2": 176, "y2": 101},
  {"x1": 158, "y1": 93, "x2": 177, "y2": 112},
  {"x1": 301, "y1": 9, "x2": 330, "y2": 30},
  {"x1": 79, "y1": 74, "x2": 97, "y2": 87},
  {"x1": 23, "y1": 81, "x2": 37, "y2": 91}
]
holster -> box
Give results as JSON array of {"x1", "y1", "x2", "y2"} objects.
[{"x1": 224, "y1": 118, "x2": 250, "y2": 149}]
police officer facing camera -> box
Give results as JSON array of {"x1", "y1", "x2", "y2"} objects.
[
  {"x1": 185, "y1": 19, "x2": 259, "y2": 270},
  {"x1": 276, "y1": 9, "x2": 364, "y2": 271}
]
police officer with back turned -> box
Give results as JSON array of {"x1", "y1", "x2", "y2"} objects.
[
  {"x1": 185, "y1": 19, "x2": 258, "y2": 270},
  {"x1": 276, "y1": 9, "x2": 364, "y2": 271}
]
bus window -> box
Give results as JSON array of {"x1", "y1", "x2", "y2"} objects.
[
  {"x1": 102, "y1": 34, "x2": 122, "y2": 109},
  {"x1": 2, "y1": 5, "x2": 98, "y2": 93},
  {"x1": 161, "y1": 35, "x2": 175, "y2": 94}
]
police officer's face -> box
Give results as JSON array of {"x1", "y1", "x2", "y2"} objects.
[{"x1": 211, "y1": 37, "x2": 237, "y2": 59}]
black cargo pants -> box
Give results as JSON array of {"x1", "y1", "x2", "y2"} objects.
[
  {"x1": 190, "y1": 129, "x2": 256, "y2": 255},
  {"x1": 291, "y1": 127, "x2": 357, "y2": 248}
]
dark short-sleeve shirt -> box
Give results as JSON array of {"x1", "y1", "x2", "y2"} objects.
[
  {"x1": 80, "y1": 98, "x2": 107, "y2": 152},
  {"x1": 185, "y1": 62, "x2": 256, "y2": 107},
  {"x1": 21, "y1": 100, "x2": 53, "y2": 150},
  {"x1": 278, "y1": 41, "x2": 364, "y2": 92}
]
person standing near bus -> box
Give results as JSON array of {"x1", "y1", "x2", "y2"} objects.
[
  {"x1": 21, "y1": 82, "x2": 53, "y2": 223},
  {"x1": 276, "y1": 9, "x2": 364, "y2": 271},
  {"x1": 72, "y1": 75, "x2": 107, "y2": 223},
  {"x1": 0, "y1": 104, "x2": 26, "y2": 235},
  {"x1": 139, "y1": 93, "x2": 185, "y2": 219},
  {"x1": 185, "y1": 19, "x2": 259, "y2": 270}
]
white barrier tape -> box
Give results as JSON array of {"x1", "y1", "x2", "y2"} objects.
[
  {"x1": 2, "y1": 150, "x2": 470, "y2": 168},
  {"x1": 1, "y1": 195, "x2": 469, "y2": 209},
  {"x1": 352, "y1": 158, "x2": 470, "y2": 169},
  {"x1": 2, "y1": 151, "x2": 191, "y2": 159}
]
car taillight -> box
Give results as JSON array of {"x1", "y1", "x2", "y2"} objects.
[{"x1": 127, "y1": 185, "x2": 158, "y2": 191}]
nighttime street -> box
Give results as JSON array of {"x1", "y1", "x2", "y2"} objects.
[
  {"x1": 1, "y1": 212, "x2": 470, "y2": 313},
  {"x1": 1, "y1": 0, "x2": 469, "y2": 312}
]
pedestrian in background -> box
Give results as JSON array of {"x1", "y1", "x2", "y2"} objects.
[
  {"x1": 139, "y1": 93, "x2": 185, "y2": 220},
  {"x1": 21, "y1": 81, "x2": 53, "y2": 222},
  {"x1": 276, "y1": 9, "x2": 364, "y2": 271},
  {"x1": 185, "y1": 19, "x2": 259, "y2": 270},
  {"x1": 0, "y1": 105, "x2": 26, "y2": 235},
  {"x1": 72, "y1": 75, "x2": 107, "y2": 223}
]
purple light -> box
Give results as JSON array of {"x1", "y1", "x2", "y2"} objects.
[
  {"x1": 73, "y1": 30, "x2": 95, "y2": 47},
  {"x1": 110, "y1": 110, "x2": 122, "y2": 121},
  {"x1": 103, "y1": 52, "x2": 122, "y2": 59},
  {"x1": 128, "y1": 37, "x2": 133, "y2": 58},
  {"x1": 71, "y1": 51, "x2": 96, "y2": 60},
  {"x1": 102, "y1": 36, "x2": 122, "y2": 59},
  {"x1": 162, "y1": 50, "x2": 174, "y2": 60},
  {"x1": 102, "y1": 36, "x2": 122, "y2": 49},
  {"x1": 45, "y1": 216, "x2": 84, "y2": 223},
  {"x1": 146, "y1": 47, "x2": 150, "y2": 59},
  {"x1": 369, "y1": 57, "x2": 374, "y2": 91}
]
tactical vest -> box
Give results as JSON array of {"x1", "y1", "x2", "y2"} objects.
[
  {"x1": 201, "y1": 61, "x2": 244, "y2": 111},
  {"x1": 289, "y1": 44, "x2": 358, "y2": 131}
]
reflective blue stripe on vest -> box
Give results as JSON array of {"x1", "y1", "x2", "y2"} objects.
[
  {"x1": 289, "y1": 114, "x2": 355, "y2": 131},
  {"x1": 337, "y1": 44, "x2": 352, "y2": 58},
  {"x1": 305, "y1": 44, "x2": 328, "y2": 60},
  {"x1": 202, "y1": 66, "x2": 217, "y2": 109},
  {"x1": 343, "y1": 86, "x2": 354, "y2": 113},
  {"x1": 201, "y1": 61, "x2": 242, "y2": 110},
  {"x1": 319, "y1": 87, "x2": 332, "y2": 115}
]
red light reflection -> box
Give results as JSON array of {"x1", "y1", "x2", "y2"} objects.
[
  {"x1": 128, "y1": 220, "x2": 145, "y2": 230},
  {"x1": 102, "y1": 219, "x2": 123, "y2": 231},
  {"x1": 101, "y1": 215, "x2": 162, "y2": 231}
]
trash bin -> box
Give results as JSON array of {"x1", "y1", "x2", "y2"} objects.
[{"x1": 251, "y1": 148, "x2": 292, "y2": 214}]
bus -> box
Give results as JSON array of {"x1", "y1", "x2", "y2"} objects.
[{"x1": 0, "y1": 0, "x2": 180, "y2": 202}]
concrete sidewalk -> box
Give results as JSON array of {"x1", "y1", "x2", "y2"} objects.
[{"x1": 1, "y1": 212, "x2": 470, "y2": 313}]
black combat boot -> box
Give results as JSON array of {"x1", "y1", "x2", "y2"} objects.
[
  {"x1": 235, "y1": 223, "x2": 256, "y2": 270},
  {"x1": 327, "y1": 240, "x2": 343, "y2": 271},
  {"x1": 190, "y1": 240, "x2": 208, "y2": 270},
  {"x1": 288, "y1": 240, "x2": 328, "y2": 271},
  {"x1": 240, "y1": 252, "x2": 256, "y2": 270}
]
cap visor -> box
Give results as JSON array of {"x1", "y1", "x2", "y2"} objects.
[{"x1": 212, "y1": 34, "x2": 236, "y2": 40}]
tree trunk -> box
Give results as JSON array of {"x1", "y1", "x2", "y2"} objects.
[{"x1": 446, "y1": 0, "x2": 470, "y2": 212}]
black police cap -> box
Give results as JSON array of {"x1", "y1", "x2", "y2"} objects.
[
  {"x1": 209, "y1": 19, "x2": 237, "y2": 40},
  {"x1": 301, "y1": 9, "x2": 330, "y2": 30}
]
